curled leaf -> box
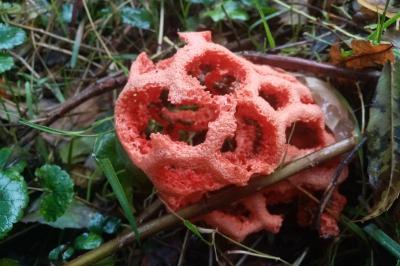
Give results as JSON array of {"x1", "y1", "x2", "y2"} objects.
[
  {"x1": 364, "y1": 59, "x2": 400, "y2": 220},
  {"x1": 357, "y1": 0, "x2": 399, "y2": 18},
  {"x1": 330, "y1": 40, "x2": 394, "y2": 69}
]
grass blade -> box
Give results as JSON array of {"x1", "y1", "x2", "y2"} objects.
[
  {"x1": 24, "y1": 81, "x2": 34, "y2": 118},
  {"x1": 18, "y1": 118, "x2": 113, "y2": 137},
  {"x1": 253, "y1": 0, "x2": 275, "y2": 49},
  {"x1": 96, "y1": 158, "x2": 140, "y2": 242},
  {"x1": 70, "y1": 20, "x2": 84, "y2": 68},
  {"x1": 364, "y1": 223, "x2": 400, "y2": 259}
]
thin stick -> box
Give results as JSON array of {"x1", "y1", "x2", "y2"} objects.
[
  {"x1": 82, "y1": 0, "x2": 114, "y2": 61},
  {"x1": 18, "y1": 73, "x2": 127, "y2": 145},
  {"x1": 6, "y1": 21, "x2": 106, "y2": 54},
  {"x1": 271, "y1": 0, "x2": 361, "y2": 40},
  {"x1": 316, "y1": 136, "x2": 366, "y2": 231},
  {"x1": 34, "y1": 42, "x2": 102, "y2": 68},
  {"x1": 177, "y1": 230, "x2": 190, "y2": 266},
  {"x1": 65, "y1": 137, "x2": 357, "y2": 266},
  {"x1": 238, "y1": 51, "x2": 380, "y2": 82},
  {"x1": 137, "y1": 198, "x2": 163, "y2": 224}
]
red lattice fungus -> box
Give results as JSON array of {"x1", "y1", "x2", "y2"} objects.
[{"x1": 115, "y1": 31, "x2": 348, "y2": 241}]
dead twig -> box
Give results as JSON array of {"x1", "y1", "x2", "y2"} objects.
[
  {"x1": 65, "y1": 137, "x2": 357, "y2": 266},
  {"x1": 239, "y1": 51, "x2": 380, "y2": 82},
  {"x1": 137, "y1": 198, "x2": 163, "y2": 224},
  {"x1": 315, "y1": 136, "x2": 367, "y2": 231},
  {"x1": 70, "y1": 0, "x2": 83, "y2": 28},
  {"x1": 18, "y1": 72, "x2": 127, "y2": 145}
]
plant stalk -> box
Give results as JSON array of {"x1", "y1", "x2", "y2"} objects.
[{"x1": 66, "y1": 137, "x2": 357, "y2": 266}]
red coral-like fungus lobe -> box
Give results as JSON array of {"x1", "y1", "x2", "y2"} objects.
[{"x1": 115, "y1": 31, "x2": 348, "y2": 241}]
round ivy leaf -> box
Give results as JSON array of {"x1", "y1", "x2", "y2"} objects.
[
  {"x1": 0, "y1": 53, "x2": 14, "y2": 74},
  {"x1": 0, "y1": 24, "x2": 26, "y2": 50},
  {"x1": 121, "y1": 7, "x2": 152, "y2": 30},
  {"x1": 74, "y1": 232, "x2": 103, "y2": 250},
  {"x1": 0, "y1": 170, "x2": 28, "y2": 239},
  {"x1": 35, "y1": 164, "x2": 74, "y2": 222}
]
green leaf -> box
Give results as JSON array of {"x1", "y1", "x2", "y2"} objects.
[
  {"x1": 202, "y1": 1, "x2": 249, "y2": 22},
  {"x1": 88, "y1": 213, "x2": 120, "y2": 234},
  {"x1": 23, "y1": 199, "x2": 107, "y2": 230},
  {"x1": 59, "y1": 137, "x2": 94, "y2": 164},
  {"x1": 0, "y1": 147, "x2": 12, "y2": 170},
  {"x1": 223, "y1": 1, "x2": 249, "y2": 21},
  {"x1": 0, "y1": 54, "x2": 14, "y2": 74},
  {"x1": 48, "y1": 245, "x2": 61, "y2": 261},
  {"x1": 96, "y1": 158, "x2": 140, "y2": 242},
  {"x1": 8, "y1": 161, "x2": 27, "y2": 174},
  {"x1": 74, "y1": 232, "x2": 103, "y2": 250},
  {"x1": 0, "y1": 2, "x2": 22, "y2": 15},
  {"x1": 0, "y1": 170, "x2": 28, "y2": 239},
  {"x1": 88, "y1": 213, "x2": 106, "y2": 233},
  {"x1": 61, "y1": 247, "x2": 75, "y2": 261},
  {"x1": 48, "y1": 244, "x2": 75, "y2": 262},
  {"x1": 121, "y1": 7, "x2": 152, "y2": 30},
  {"x1": 365, "y1": 59, "x2": 400, "y2": 220},
  {"x1": 0, "y1": 24, "x2": 26, "y2": 50},
  {"x1": 0, "y1": 258, "x2": 20, "y2": 266},
  {"x1": 94, "y1": 132, "x2": 151, "y2": 201},
  {"x1": 35, "y1": 164, "x2": 74, "y2": 222}
]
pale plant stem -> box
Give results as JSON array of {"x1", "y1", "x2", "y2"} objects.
[
  {"x1": 271, "y1": 0, "x2": 362, "y2": 40},
  {"x1": 356, "y1": 82, "x2": 366, "y2": 134},
  {"x1": 157, "y1": 0, "x2": 165, "y2": 54},
  {"x1": 65, "y1": 137, "x2": 357, "y2": 266},
  {"x1": 177, "y1": 230, "x2": 190, "y2": 266},
  {"x1": 34, "y1": 42, "x2": 102, "y2": 68},
  {"x1": 6, "y1": 21, "x2": 106, "y2": 54},
  {"x1": 82, "y1": 0, "x2": 115, "y2": 62}
]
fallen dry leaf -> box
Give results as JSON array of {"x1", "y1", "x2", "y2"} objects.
[
  {"x1": 357, "y1": 0, "x2": 399, "y2": 18},
  {"x1": 330, "y1": 40, "x2": 394, "y2": 69}
]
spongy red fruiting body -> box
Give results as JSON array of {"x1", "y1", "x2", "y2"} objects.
[{"x1": 115, "y1": 31, "x2": 348, "y2": 241}]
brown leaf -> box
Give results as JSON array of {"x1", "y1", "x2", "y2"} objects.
[
  {"x1": 330, "y1": 40, "x2": 394, "y2": 69},
  {"x1": 329, "y1": 43, "x2": 343, "y2": 65},
  {"x1": 357, "y1": 0, "x2": 400, "y2": 18}
]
